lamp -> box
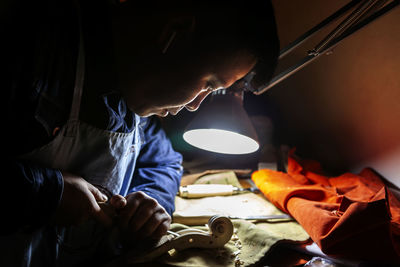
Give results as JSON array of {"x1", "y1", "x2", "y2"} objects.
[
  {"x1": 183, "y1": 0, "x2": 398, "y2": 155},
  {"x1": 183, "y1": 89, "x2": 259, "y2": 155}
]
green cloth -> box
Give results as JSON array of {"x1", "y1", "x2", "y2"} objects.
[{"x1": 156, "y1": 220, "x2": 309, "y2": 267}]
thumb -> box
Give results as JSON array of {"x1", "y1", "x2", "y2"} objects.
[
  {"x1": 87, "y1": 184, "x2": 108, "y2": 203},
  {"x1": 110, "y1": 194, "x2": 127, "y2": 210},
  {"x1": 87, "y1": 185, "x2": 113, "y2": 226}
]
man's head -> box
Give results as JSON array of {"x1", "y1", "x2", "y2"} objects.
[{"x1": 110, "y1": 0, "x2": 279, "y2": 117}]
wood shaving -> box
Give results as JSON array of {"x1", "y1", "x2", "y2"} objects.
[
  {"x1": 234, "y1": 240, "x2": 242, "y2": 249},
  {"x1": 231, "y1": 234, "x2": 239, "y2": 241},
  {"x1": 231, "y1": 250, "x2": 241, "y2": 257},
  {"x1": 234, "y1": 255, "x2": 244, "y2": 266}
]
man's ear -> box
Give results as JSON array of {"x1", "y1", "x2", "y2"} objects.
[{"x1": 159, "y1": 16, "x2": 196, "y2": 54}]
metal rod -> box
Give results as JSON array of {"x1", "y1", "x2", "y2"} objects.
[
  {"x1": 310, "y1": 0, "x2": 380, "y2": 56},
  {"x1": 254, "y1": 0, "x2": 399, "y2": 95},
  {"x1": 254, "y1": 55, "x2": 318, "y2": 95},
  {"x1": 335, "y1": 0, "x2": 398, "y2": 42},
  {"x1": 353, "y1": 0, "x2": 389, "y2": 24},
  {"x1": 279, "y1": 0, "x2": 362, "y2": 59}
]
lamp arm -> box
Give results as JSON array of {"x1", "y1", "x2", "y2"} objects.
[
  {"x1": 310, "y1": 0, "x2": 382, "y2": 56},
  {"x1": 253, "y1": 0, "x2": 399, "y2": 95},
  {"x1": 279, "y1": 0, "x2": 363, "y2": 59}
]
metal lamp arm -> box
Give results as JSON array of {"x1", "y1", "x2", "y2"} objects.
[{"x1": 252, "y1": 0, "x2": 399, "y2": 95}]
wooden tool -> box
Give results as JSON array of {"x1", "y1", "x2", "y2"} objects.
[{"x1": 179, "y1": 184, "x2": 260, "y2": 198}]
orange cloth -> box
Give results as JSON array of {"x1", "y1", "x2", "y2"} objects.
[{"x1": 252, "y1": 150, "x2": 400, "y2": 263}]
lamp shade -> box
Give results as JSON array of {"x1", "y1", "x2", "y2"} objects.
[{"x1": 183, "y1": 91, "x2": 259, "y2": 154}]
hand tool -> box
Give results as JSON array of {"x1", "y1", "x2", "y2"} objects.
[{"x1": 178, "y1": 184, "x2": 260, "y2": 198}]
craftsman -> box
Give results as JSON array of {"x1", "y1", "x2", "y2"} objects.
[{"x1": 2, "y1": 0, "x2": 279, "y2": 266}]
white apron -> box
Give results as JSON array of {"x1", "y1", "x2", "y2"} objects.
[
  {"x1": 20, "y1": 32, "x2": 141, "y2": 196},
  {"x1": 0, "y1": 22, "x2": 141, "y2": 267}
]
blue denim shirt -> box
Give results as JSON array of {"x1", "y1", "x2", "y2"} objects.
[{"x1": 3, "y1": 0, "x2": 182, "y2": 234}]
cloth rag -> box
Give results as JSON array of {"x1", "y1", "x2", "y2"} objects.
[{"x1": 252, "y1": 149, "x2": 400, "y2": 263}]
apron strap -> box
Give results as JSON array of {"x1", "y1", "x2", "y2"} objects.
[{"x1": 69, "y1": 2, "x2": 85, "y2": 122}]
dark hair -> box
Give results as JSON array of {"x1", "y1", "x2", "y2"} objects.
[
  {"x1": 189, "y1": 0, "x2": 280, "y2": 88},
  {"x1": 117, "y1": 0, "x2": 280, "y2": 86}
]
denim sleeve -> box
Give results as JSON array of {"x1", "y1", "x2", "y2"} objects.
[
  {"x1": 128, "y1": 117, "x2": 183, "y2": 215},
  {"x1": 0, "y1": 160, "x2": 64, "y2": 234}
]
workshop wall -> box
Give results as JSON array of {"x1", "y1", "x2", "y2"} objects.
[{"x1": 268, "y1": 0, "x2": 400, "y2": 186}]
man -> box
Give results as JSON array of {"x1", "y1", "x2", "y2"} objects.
[{"x1": 2, "y1": 0, "x2": 279, "y2": 266}]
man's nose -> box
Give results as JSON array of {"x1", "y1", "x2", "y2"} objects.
[{"x1": 185, "y1": 91, "x2": 212, "y2": 112}]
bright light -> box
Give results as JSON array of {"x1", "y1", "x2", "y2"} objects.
[{"x1": 183, "y1": 129, "x2": 259, "y2": 154}]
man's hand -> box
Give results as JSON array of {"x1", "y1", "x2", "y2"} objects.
[
  {"x1": 53, "y1": 172, "x2": 112, "y2": 226},
  {"x1": 112, "y1": 191, "x2": 171, "y2": 245}
]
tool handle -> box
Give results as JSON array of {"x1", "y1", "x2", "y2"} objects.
[
  {"x1": 179, "y1": 184, "x2": 235, "y2": 198},
  {"x1": 173, "y1": 215, "x2": 213, "y2": 225}
]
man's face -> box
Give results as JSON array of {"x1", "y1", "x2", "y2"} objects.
[{"x1": 121, "y1": 49, "x2": 257, "y2": 117}]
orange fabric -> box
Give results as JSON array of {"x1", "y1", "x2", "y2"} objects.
[{"x1": 252, "y1": 150, "x2": 400, "y2": 263}]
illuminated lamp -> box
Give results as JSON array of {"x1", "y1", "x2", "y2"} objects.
[{"x1": 183, "y1": 89, "x2": 259, "y2": 155}]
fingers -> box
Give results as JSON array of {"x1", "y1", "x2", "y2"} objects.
[
  {"x1": 126, "y1": 195, "x2": 159, "y2": 233},
  {"x1": 119, "y1": 192, "x2": 143, "y2": 231},
  {"x1": 119, "y1": 192, "x2": 171, "y2": 242},
  {"x1": 56, "y1": 173, "x2": 118, "y2": 227},
  {"x1": 86, "y1": 183, "x2": 113, "y2": 226},
  {"x1": 92, "y1": 205, "x2": 113, "y2": 227},
  {"x1": 137, "y1": 212, "x2": 171, "y2": 240},
  {"x1": 153, "y1": 219, "x2": 171, "y2": 239},
  {"x1": 110, "y1": 194, "x2": 127, "y2": 210},
  {"x1": 87, "y1": 183, "x2": 108, "y2": 202},
  {"x1": 86, "y1": 191, "x2": 113, "y2": 227}
]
